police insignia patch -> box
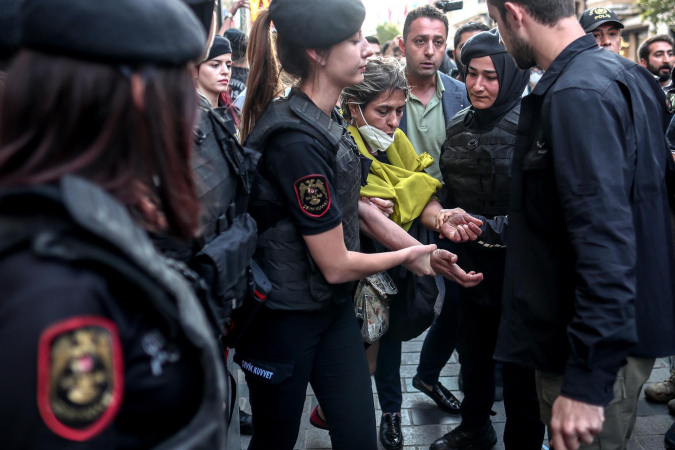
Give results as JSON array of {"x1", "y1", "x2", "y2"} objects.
[
  {"x1": 38, "y1": 316, "x2": 123, "y2": 441},
  {"x1": 666, "y1": 95, "x2": 674, "y2": 115},
  {"x1": 294, "y1": 175, "x2": 331, "y2": 217}
]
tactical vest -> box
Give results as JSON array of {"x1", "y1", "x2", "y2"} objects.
[
  {"x1": 0, "y1": 176, "x2": 228, "y2": 449},
  {"x1": 441, "y1": 104, "x2": 520, "y2": 218},
  {"x1": 245, "y1": 94, "x2": 362, "y2": 311},
  {"x1": 187, "y1": 99, "x2": 260, "y2": 321}
]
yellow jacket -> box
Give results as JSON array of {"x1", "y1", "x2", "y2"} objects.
[{"x1": 349, "y1": 126, "x2": 442, "y2": 231}]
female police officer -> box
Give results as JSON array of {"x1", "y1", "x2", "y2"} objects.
[
  {"x1": 237, "y1": 1, "x2": 437, "y2": 448},
  {"x1": 427, "y1": 30, "x2": 545, "y2": 450},
  {"x1": 0, "y1": 0, "x2": 228, "y2": 448}
]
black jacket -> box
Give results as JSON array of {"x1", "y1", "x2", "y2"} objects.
[{"x1": 493, "y1": 35, "x2": 675, "y2": 406}]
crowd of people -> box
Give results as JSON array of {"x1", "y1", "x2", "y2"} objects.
[{"x1": 0, "y1": 0, "x2": 674, "y2": 450}]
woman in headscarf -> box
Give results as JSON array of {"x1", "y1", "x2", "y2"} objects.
[{"x1": 427, "y1": 29, "x2": 546, "y2": 450}]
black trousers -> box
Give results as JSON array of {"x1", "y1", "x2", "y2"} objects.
[
  {"x1": 236, "y1": 300, "x2": 377, "y2": 450},
  {"x1": 374, "y1": 279, "x2": 459, "y2": 413},
  {"x1": 457, "y1": 297, "x2": 545, "y2": 450}
]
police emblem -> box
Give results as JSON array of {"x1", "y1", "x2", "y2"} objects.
[
  {"x1": 294, "y1": 175, "x2": 331, "y2": 217},
  {"x1": 38, "y1": 316, "x2": 123, "y2": 441},
  {"x1": 667, "y1": 95, "x2": 674, "y2": 115}
]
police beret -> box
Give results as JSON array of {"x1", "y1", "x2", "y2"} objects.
[
  {"x1": 207, "y1": 36, "x2": 232, "y2": 61},
  {"x1": 270, "y1": 0, "x2": 366, "y2": 49},
  {"x1": 460, "y1": 29, "x2": 505, "y2": 67},
  {"x1": 225, "y1": 28, "x2": 247, "y2": 61},
  {"x1": 20, "y1": 0, "x2": 206, "y2": 66},
  {"x1": 579, "y1": 8, "x2": 624, "y2": 33}
]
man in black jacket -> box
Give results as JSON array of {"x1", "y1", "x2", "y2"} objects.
[{"x1": 481, "y1": 0, "x2": 675, "y2": 449}]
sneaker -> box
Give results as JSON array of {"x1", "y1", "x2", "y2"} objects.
[
  {"x1": 644, "y1": 368, "x2": 675, "y2": 403},
  {"x1": 666, "y1": 421, "x2": 675, "y2": 449}
]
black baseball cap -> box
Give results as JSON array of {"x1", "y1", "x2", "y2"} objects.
[{"x1": 579, "y1": 7, "x2": 624, "y2": 33}]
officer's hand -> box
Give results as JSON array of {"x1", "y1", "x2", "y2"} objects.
[
  {"x1": 402, "y1": 244, "x2": 437, "y2": 277},
  {"x1": 361, "y1": 197, "x2": 394, "y2": 218},
  {"x1": 438, "y1": 213, "x2": 483, "y2": 242},
  {"x1": 430, "y1": 250, "x2": 483, "y2": 287},
  {"x1": 550, "y1": 396, "x2": 604, "y2": 450}
]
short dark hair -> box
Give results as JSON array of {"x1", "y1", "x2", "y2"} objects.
[
  {"x1": 366, "y1": 36, "x2": 380, "y2": 46},
  {"x1": 453, "y1": 22, "x2": 490, "y2": 51},
  {"x1": 403, "y1": 4, "x2": 449, "y2": 42},
  {"x1": 487, "y1": 0, "x2": 575, "y2": 26},
  {"x1": 638, "y1": 34, "x2": 674, "y2": 62}
]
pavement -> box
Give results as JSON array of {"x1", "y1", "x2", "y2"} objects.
[{"x1": 236, "y1": 330, "x2": 674, "y2": 450}]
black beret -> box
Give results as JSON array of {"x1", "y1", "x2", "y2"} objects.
[
  {"x1": 579, "y1": 7, "x2": 624, "y2": 33},
  {"x1": 270, "y1": 0, "x2": 366, "y2": 49},
  {"x1": 225, "y1": 28, "x2": 247, "y2": 61},
  {"x1": 460, "y1": 28, "x2": 505, "y2": 67},
  {"x1": 0, "y1": 0, "x2": 21, "y2": 48},
  {"x1": 20, "y1": 0, "x2": 206, "y2": 66},
  {"x1": 207, "y1": 36, "x2": 232, "y2": 60}
]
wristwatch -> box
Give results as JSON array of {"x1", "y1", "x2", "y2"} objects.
[{"x1": 224, "y1": 11, "x2": 234, "y2": 19}]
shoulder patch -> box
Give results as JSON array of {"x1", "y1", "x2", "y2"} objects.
[
  {"x1": 38, "y1": 316, "x2": 124, "y2": 441},
  {"x1": 294, "y1": 175, "x2": 331, "y2": 218}
]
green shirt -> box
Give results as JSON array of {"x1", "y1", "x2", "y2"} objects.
[{"x1": 404, "y1": 72, "x2": 446, "y2": 182}]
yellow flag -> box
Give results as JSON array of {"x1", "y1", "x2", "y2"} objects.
[{"x1": 250, "y1": 0, "x2": 271, "y2": 21}]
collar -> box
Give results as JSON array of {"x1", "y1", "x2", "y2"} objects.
[
  {"x1": 532, "y1": 34, "x2": 598, "y2": 96},
  {"x1": 435, "y1": 71, "x2": 445, "y2": 98}
]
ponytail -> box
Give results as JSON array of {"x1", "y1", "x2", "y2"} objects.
[{"x1": 240, "y1": 9, "x2": 280, "y2": 141}]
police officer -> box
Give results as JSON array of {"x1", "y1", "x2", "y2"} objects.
[
  {"x1": 156, "y1": 3, "x2": 260, "y2": 439},
  {"x1": 236, "y1": 0, "x2": 438, "y2": 448},
  {"x1": 579, "y1": 7, "x2": 624, "y2": 55},
  {"x1": 427, "y1": 29, "x2": 544, "y2": 450},
  {"x1": 0, "y1": 0, "x2": 229, "y2": 448}
]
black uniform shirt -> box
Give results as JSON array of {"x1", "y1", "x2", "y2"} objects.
[
  {"x1": 256, "y1": 129, "x2": 342, "y2": 235},
  {"x1": 494, "y1": 34, "x2": 675, "y2": 406},
  {"x1": 0, "y1": 250, "x2": 204, "y2": 449}
]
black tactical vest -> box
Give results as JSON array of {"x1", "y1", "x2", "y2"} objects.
[
  {"x1": 0, "y1": 177, "x2": 228, "y2": 449},
  {"x1": 441, "y1": 104, "x2": 520, "y2": 217},
  {"x1": 245, "y1": 94, "x2": 362, "y2": 311}
]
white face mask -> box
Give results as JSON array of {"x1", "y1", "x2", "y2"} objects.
[
  {"x1": 356, "y1": 105, "x2": 394, "y2": 153},
  {"x1": 529, "y1": 69, "x2": 543, "y2": 87}
]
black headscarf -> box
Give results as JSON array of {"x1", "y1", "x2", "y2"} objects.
[{"x1": 460, "y1": 29, "x2": 529, "y2": 131}]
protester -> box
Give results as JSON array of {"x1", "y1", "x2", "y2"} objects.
[
  {"x1": 579, "y1": 7, "x2": 624, "y2": 54},
  {"x1": 224, "y1": 28, "x2": 249, "y2": 102},
  {"x1": 366, "y1": 35, "x2": 382, "y2": 56},
  {"x1": 338, "y1": 56, "x2": 483, "y2": 449},
  {"x1": 219, "y1": 0, "x2": 249, "y2": 35},
  {"x1": 235, "y1": 0, "x2": 444, "y2": 448},
  {"x1": 451, "y1": 22, "x2": 490, "y2": 81},
  {"x1": 428, "y1": 29, "x2": 545, "y2": 450},
  {"x1": 0, "y1": 0, "x2": 231, "y2": 448},
  {"x1": 480, "y1": 0, "x2": 675, "y2": 449},
  {"x1": 638, "y1": 34, "x2": 674, "y2": 90},
  {"x1": 360, "y1": 6, "x2": 471, "y2": 448}
]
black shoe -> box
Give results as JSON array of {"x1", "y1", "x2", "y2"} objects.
[
  {"x1": 379, "y1": 413, "x2": 403, "y2": 449},
  {"x1": 494, "y1": 365, "x2": 503, "y2": 402},
  {"x1": 413, "y1": 375, "x2": 461, "y2": 414},
  {"x1": 239, "y1": 410, "x2": 253, "y2": 436},
  {"x1": 429, "y1": 422, "x2": 497, "y2": 450},
  {"x1": 666, "y1": 421, "x2": 675, "y2": 450}
]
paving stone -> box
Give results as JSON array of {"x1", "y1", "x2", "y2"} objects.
[
  {"x1": 400, "y1": 363, "x2": 459, "y2": 378},
  {"x1": 633, "y1": 415, "x2": 675, "y2": 435},
  {"x1": 410, "y1": 407, "x2": 462, "y2": 425},
  {"x1": 399, "y1": 424, "x2": 455, "y2": 445},
  {"x1": 637, "y1": 397, "x2": 672, "y2": 416},
  {"x1": 638, "y1": 435, "x2": 668, "y2": 450},
  {"x1": 305, "y1": 429, "x2": 331, "y2": 449},
  {"x1": 402, "y1": 341, "x2": 424, "y2": 353},
  {"x1": 401, "y1": 352, "x2": 421, "y2": 365},
  {"x1": 627, "y1": 436, "x2": 644, "y2": 450},
  {"x1": 654, "y1": 359, "x2": 667, "y2": 369},
  {"x1": 649, "y1": 368, "x2": 671, "y2": 383}
]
